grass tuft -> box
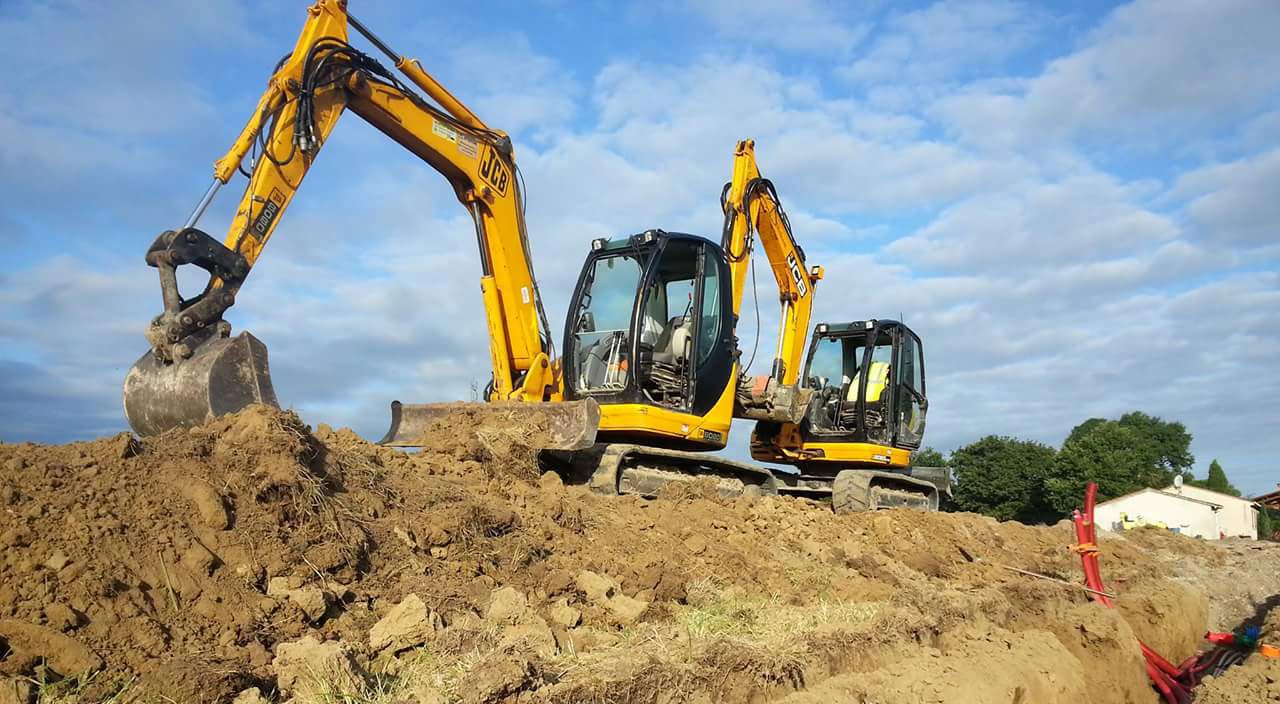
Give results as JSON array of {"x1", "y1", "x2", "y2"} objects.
[{"x1": 674, "y1": 581, "x2": 882, "y2": 642}]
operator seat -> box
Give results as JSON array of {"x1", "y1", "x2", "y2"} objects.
[{"x1": 650, "y1": 316, "x2": 692, "y2": 366}]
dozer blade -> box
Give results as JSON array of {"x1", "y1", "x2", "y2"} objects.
[
  {"x1": 123, "y1": 331, "x2": 279, "y2": 437},
  {"x1": 378, "y1": 399, "x2": 600, "y2": 451}
]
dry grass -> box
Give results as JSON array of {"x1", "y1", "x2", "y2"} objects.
[
  {"x1": 266, "y1": 415, "x2": 371, "y2": 568},
  {"x1": 27, "y1": 670, "x2": 137, "y2": 704},
  {"x1": 675, "y1": 579, "x2": 882, "y2": 642}
]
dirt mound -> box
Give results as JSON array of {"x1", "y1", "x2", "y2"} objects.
[{"x1": 1, "y1": 406, "x2": 1277, "y2": 703}]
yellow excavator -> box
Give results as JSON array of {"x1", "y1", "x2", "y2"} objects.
[
  {"x1": 122, "y1": 0, "x2": 597, "y2": 447},
  {"x1": 555, "y1": 139, "x2": 826, "y2": 496},
  {"x1": 750, "y1": 319, "x2": 941, "y2": 511}
]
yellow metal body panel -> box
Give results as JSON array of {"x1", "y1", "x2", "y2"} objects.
[
  {"x1": 750, "y1": 427, "x2": 911, "y2": 469},
  {"x1": 597, "y1": 363, "x2": 737, "y2": 447}
]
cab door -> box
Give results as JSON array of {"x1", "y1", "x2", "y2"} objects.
[
  {"x1": 633, "y1": 236, "x2": 734, "y2": 417},
  {"x1": 893, "y1": 327, "x2": 927, "y2": 448},
  {"x1": 689, "y1": 242, "x2": 734, "y2": 416}
]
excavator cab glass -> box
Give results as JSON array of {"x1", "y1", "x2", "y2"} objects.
[
  {"x1": 802, "y1": 320, "x2": 927, "y2": 450},
  {"x1": 565, "y1": 231, "x2": 735, "y2": 419}
]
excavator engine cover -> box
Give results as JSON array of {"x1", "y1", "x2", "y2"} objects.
[
  {"x1": 123, "y1": 331, "x2": 279, "y2": 437},
  {"x1": 379, "y1": 399, "x2": 600, "y2": 451}
]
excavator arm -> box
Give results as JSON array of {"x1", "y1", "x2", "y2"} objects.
[
  {"x1": 123, "y1": 1, "x2": 589, "y2": 442},
  {"x1": 720, "y1": 139, "x2": 824, "y2": 422}
]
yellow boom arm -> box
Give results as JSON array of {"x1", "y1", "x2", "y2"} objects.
[
  {"x1": 148, "y1": 0, "x2": 557, "y2": 402},
  {"x1": 720, "y1": 139, "x2": 824, "y2": 385}
]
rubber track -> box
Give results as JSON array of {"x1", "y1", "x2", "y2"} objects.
[{"x1": 585, "y1": 443, "x2": 780, "y2": 497}]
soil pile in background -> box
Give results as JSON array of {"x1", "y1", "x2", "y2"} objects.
[{"x1": 1, "y1": 405, "x2": 1277, "y2": 703}]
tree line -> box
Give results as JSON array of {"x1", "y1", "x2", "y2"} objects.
[{"x1": 910, "y1": 411, "x2": 1271, "y2": 534}]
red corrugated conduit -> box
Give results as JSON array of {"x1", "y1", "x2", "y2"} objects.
[{"x1": 1072, "y1": 482, "x2": 1197, "y2": 704}]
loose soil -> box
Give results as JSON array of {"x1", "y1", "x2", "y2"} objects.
[{"x1": 0, "y1": 406, "x2": 1277, "y2": 703}]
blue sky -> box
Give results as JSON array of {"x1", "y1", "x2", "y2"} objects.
[{"x1": 1, "y1": 0, "x2": 1277, "y2": 496}]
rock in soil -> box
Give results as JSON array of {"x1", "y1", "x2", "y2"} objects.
[
  {"x1": 0, "y1": 678, "x2": 34, "y2": 704},
  {"x1": 369, "y1": 594, "x2": 443, "y2": 653},
  {"x1": 273, "y1": 636, "x2": 366, "y2": 700}
]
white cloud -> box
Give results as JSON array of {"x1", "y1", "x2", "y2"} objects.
[
  {"x1": 0, "y1": 1, "x2": 252, "y2": 137},
  {"x1": 444, "y1": 33, "x2": 579, "y2": 137},
  {"x1": 935, "y1": 0, "x2": 1280, "y2": 148},
  {"x1": 887, "y1": 170, "x2": 1179, "y2": 271},
  {"x1": 841, "y1": 0, "x2": 1050, "y2": 85},
  {"x1": 672, "y1": 0, "x2": 873, "y2": 54},
  {"x1": 1173, "y1": 148, "x2": 1280, "y2": 246}
]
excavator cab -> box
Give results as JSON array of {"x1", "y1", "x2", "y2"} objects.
[
  {"x1": 802, "y1": 320, "x2": 927, "y2": 451},
  {"x1": 564, "y1": 230, "x2": 737, "y2": 449}
]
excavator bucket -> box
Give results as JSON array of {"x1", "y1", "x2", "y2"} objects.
[
  {"x1": 123, "y1": 331, "x2": 279, "y2": 437},
  {"x1": 379, "y1": 398, "x2": 600, "y2": 451}
]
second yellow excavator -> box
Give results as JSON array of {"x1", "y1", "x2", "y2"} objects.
[{"x1": 750, "y1": 319, "x2": 942, "y2": 511}]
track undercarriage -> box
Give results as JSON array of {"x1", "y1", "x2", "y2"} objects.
[{"x1": 544, "y1": 444, "x2": 945, "y2": 514}]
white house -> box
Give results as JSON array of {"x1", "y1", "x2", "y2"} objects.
[
  {"x1": 1094, "y1": 481, "x2": 1259, "y2": 540},
  {"x1": 1168, "y1": 484, "x2": 1259, "y2": 539}
]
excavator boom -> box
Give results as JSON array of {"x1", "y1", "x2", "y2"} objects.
[
  {"x1": 720, "y1": 140, "x2": 824, "y2": 424},
  {"x1": 124, "y1": 1, "x2": 595, "y2": 449}
]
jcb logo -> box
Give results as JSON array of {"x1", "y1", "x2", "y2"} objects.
[
  {"x1": 786, "y1": 253, "x2": 808, "y2": 298},
  {"x1": 479, "y1": 146, "x2": 511, "y2": 197}
]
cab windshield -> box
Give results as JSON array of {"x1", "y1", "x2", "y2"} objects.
[{"x1": 570, "y1": 252, "x2": 645, "y2": 393}]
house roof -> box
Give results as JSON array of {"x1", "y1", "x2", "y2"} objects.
[
  {"x1": 1253, "y1": 487, "x2": 1280, "y2": 508},
  {"x1": 1095, "y1": 487, "x2": 1223, "y2": 510},
  {"x1": 1165, "y1": 484, "x2": 1254, "y2": 504}
]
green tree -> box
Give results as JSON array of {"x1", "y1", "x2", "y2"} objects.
[
  {"x1": 1186, "y1": 459, "x2": 1242, "y2": 496},
  {"x1": 1259, "y1": 509, "x2": 1275, "y2": 541},
  {"x1": 1116, "y1": 411, "x2": 1194, "y2": 482},
  {"x1": 1045, "y1": 422, "x2": 1152, "y2": 515},
  {"x1": 1051, "y1": 412, "x2": 1194, "y2": 506},
  {"x1": 1204, "y1": 459, "x2": 1241, "y2": 496},
  {"x1": 951, "y1": 436, "x2": 1057, "y2": 523},
  {"x1": 1064, "y1": 417, "x2": 1107, "y2": 445},
  {"x1": 910, "y1": 447, "x2": 947, "y2": 467}
]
